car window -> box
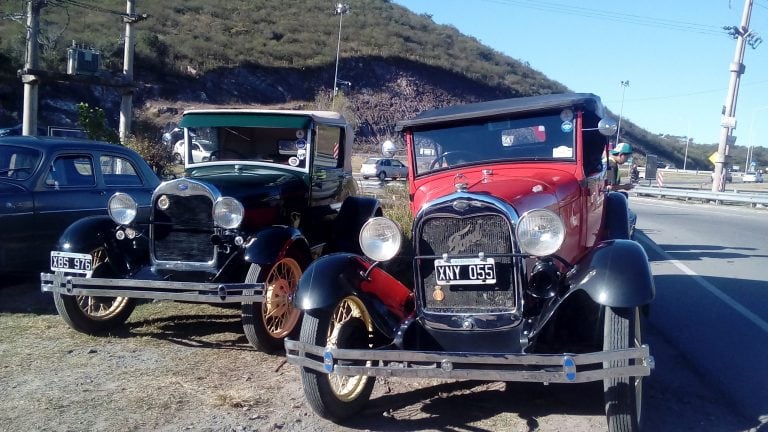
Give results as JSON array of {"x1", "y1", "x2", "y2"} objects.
[
  {"x1": 46, "y1": 155, "x2": 95, "y2": 187},
  {"x1": 314, "y1": 124, "x2": 342, "y2": 168},
  {"x1": 392, "y1": 160, "x2": 404, "y2": 168},
  {"x1": 363, "y1": 158, "x2": 378, "y2": 165},
  {"x1": 101, "y1": 155, "x2": 142, "y2": 186},
  {"x1": 0, "y1": 145, "x2": 42, "y2": 180}
]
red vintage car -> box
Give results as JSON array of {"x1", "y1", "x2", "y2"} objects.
[{"x1": 286, "y1": 93, "x2": 655, "y2": 432}]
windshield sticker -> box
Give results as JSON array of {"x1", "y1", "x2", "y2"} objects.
[
  {"x1": 295, "y1": 139, "x2": 306, "y2": 150},
  {"x1": 295, "y1": 130, "x2": 305, "y2": 139},
  {"x1": 552, "y1": 145, "x2": 573, "y2": 158},
  {"x1": 560, "y1": 121, "x2": 573, "y2": 133},
  {"x1": 560, "y1": 109, "x2": 574, "y2": 122},
  {"x1": 288, "y1": 156, "x2": 300, "y2": 167},
  {"x1": 296, "y1": 149, "x2": 306, "y2": 160}
]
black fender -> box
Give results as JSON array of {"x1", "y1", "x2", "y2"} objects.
[
  {"x1": 294, "y1": 253, "x2": 413, "y2": 338},
  {"x1": 604, "y1": 191, "x2": 630, "y2": 240},
  {"x1": 331, "y1": 196, "x2": 383, "y2": 254},
  {"x1": 56, "y1": 215, "x2": 149, "y2": 277},
  {"x1": 243, "y1": 225, "x2": 311, "y2": 267},
  {"x1": 566, "y1": 239, "x2": 655, "y2": 307}
]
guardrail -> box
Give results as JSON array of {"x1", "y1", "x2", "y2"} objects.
[{"x1": 633, "y1": 185, "x2": 768, "y2": 208}]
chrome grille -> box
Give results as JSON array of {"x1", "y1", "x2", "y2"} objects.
[
  {"x1": 152, "y1": 194, "x2": 215, "y2": 262},
  {"x1": 418, "y1": 213, "x2": 516, "y2": 312}
]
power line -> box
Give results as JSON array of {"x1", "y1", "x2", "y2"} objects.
[
  {"x1": 478, "y1": 0, "x2": 727, "y2": 36},
  {"x1": 47, "y1": 0, "x2": 127, "y2": 17}
]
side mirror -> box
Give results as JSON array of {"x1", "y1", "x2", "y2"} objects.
[
  {"x1": 597, "y1": 118, "x2": 618, "y2": 136},
  {"x1": 381, "y1": 140, "x2": 398, "y2": 158}
]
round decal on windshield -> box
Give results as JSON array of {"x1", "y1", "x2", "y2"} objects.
[
  {"x1": 296, "y1": 149, "x2": 306, "y2": 160},
  {"x1": 560, "y1": 109, "x2": 574, "y2": 122},
  {"x1": 295, "y1": 130, "x2": 305, "y2": 139},
  {"x1": 295, "y1": 139, "x2": 306, "y2": 150},
  {"x1": 561, "y1": 121, "x2": 573, "y2": 133},
  {"x1": 288, "y1": 156, "x2": 300, "y2": 166}
]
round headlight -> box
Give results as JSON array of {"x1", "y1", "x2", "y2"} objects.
[
  {"x1": 213, "y1": 197, "x2": 244, "y2": 229},
  {"x1": 108, "y1": 193, "x2": 137, "y2": 225},
  {"x1": 516, "y1": 209, "x2": 565, "y2": 257},
  {"x1": 359, "y1": 217, "x2": 402, "y2": 262}
]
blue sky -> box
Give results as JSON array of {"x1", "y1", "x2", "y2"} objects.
[{"x1": 395, "y1": 0, "x2": 768, "y2": 149}]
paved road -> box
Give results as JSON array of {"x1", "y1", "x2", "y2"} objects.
[{"x1": 632, "y1": 197, "x2": 768, "y2": 429}]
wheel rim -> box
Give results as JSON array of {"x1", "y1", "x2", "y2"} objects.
[
  {"x1": 75, "y1": 247, "x2": 131, "y2": 321},
  {"x1": 261, "y1": 257, "x2": 302, "y2": 338},
  {"x1": 327, "y1": 296, "x2": 373, "y2": 402}
]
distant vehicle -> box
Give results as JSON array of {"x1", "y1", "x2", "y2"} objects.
[
  {"x1": 360, "y1": 157, "x2": 408, "y2": 180},
  {"x1": 173, "y1": 138, "x2": 214, "y2": 163},
  {"x1": 711, "y1": 169, "x2": 733, "y2": 183},
  {"x1": 0, "y1": 136, "x2": 159, "y2": 275},
  {"x1": 743, "y1": 171, "x2": 764, "y2": 183},
  {"x1": 0, "y1": 123, "x2": 49, "y2": 137}
]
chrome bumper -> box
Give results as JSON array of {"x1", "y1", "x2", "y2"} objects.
[
  {"x1": 40, "y1": 272, "x2": 265, "y2": 303},
  {"x1": 285, "y1": 339, "x2": 654, "y2": 383}
]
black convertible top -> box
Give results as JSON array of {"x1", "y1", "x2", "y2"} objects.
[{"x1": 396, "y1": 93, "x2": 606, "y2": 131}]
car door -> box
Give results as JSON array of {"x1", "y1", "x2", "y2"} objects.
[
  {"x1": 391, "y1": 159, "x2": 408, "y2": 178},
  {"x1": 307, "y1": 123, "x2": 347, "y2": 245},
  {"x1": 0, "y1": 181, "x2": 35, "y2": 271},
  {"x1": 33, "y1": 152, "x2": 108, "y2": 257}
]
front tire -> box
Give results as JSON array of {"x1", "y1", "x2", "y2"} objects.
[
  {"x1": 378, "y1": 171, "x2": 387, "y2": 181},
  {"x1": 604, "y1": 307, "x2": 643, "y2": 432},
  {"x1": 52, "y1": 247, "x2": 136, "y2": 334},
  {"x1": 300, "y1": 296, "x2": 375, "y2": 422},
  {"x1": 242, "y1": 255, "x2": 303, "y2": 353}
]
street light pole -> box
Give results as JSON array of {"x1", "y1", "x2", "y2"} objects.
[
  {"x1": 332, "y1": 3, "x2": 350, "y2": 106},
  {"x1": 616, "y1": 80, "x2": 630, "y2": 146}
]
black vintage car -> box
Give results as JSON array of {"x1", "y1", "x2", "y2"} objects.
[
  {"x1": 41, "y1": 109, "x2": 381, "y2": 352},
  {"x1": 285, "y1": 94, "x2": 655, "y2": 431},
  {"x1": 0, "y1": 136, "x2": 159, "y2": 277}
]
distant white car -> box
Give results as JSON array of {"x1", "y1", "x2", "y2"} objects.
[
  {"x1": 742, "y1": 171, "x2": 764, "y2": 183},
  {"x1": 173, "y1": 139, "x2": 214, "y2": 164},
  {"x1": 360, "y1": 157, "x2": 408, "y2": 180}
]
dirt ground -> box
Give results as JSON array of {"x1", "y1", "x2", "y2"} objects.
[{"x1": 0, "y1": 277, "x2": 753, "y2": 432}]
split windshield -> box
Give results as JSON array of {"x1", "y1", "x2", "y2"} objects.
[{"x1": 410, "y1": 112, "x2": 576, "y2": 176}]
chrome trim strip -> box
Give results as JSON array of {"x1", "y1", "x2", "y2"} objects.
[
  {"x1": 285, "y1": 339, "x2": 654, "y2": 383},
  {"x1": 40, "y1": 272, "x2": 264, "y2": 303}
]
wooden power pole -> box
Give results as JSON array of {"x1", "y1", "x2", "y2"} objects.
[{"x1": 21, "y1": 0, "x2": 45, "y2": 136}]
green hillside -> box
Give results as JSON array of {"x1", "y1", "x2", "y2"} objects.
[{"x1": 1, "y1": 0, "x2": 764, "y2": 170}]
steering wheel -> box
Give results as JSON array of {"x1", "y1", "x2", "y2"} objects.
[{"x1": 429, "y1": 151, "x2": 477, "y2": 170}]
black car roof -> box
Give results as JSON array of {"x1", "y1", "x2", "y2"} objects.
[
  {"x1": 396, "y1": 93, "x2": 606, "y2": 131},
  {"x1": 0, "y1": 135, "x2": 134, "y2": 154}
]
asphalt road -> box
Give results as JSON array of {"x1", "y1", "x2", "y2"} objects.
[{"x1": 631, "y1": 196, "x2": 768, "y2": 429}]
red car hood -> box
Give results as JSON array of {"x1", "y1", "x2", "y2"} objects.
[{"x1": 412, "y1": 164, "x2": 581, "y2": 215}]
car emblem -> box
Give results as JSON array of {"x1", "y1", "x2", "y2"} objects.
[
  {"x1": 447, "y1": 223, "x2": 483, "y2": 254},
  {"x1": 178, "y1": 182, "x2": 188, "y2": 191}
]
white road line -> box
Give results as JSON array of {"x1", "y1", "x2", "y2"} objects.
[{"x1": 640, "y1": 235, "x2": 768, "y2": 334}]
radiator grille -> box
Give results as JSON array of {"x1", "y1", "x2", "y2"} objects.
[
  {"x1": 152, "y1": 194, "x2": 215, "y2": 262},
  {"x1": 418, "y1": 213, "x2": 517, "y2": 312}
]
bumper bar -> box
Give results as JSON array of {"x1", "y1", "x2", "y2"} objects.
[
  {"x1": 285, "y1": 339, "x2": 654, "y2": 383},
  {"x1": 40, "y1": 272, "x2": 265, "y2": 303}
]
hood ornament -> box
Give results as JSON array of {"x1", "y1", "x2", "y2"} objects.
[{"x1": 454, "y1": 173, "x2": 468, "y2": 192}]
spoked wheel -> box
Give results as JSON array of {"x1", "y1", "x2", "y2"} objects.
[
  {"x1": 300, "y1": 295, "x2": 375, "y2": 422},
  {"x1": 242, "y1": 255, "x2": 303, "y2": 353},
  {"x1": 52, "y1": 247, "x2": 136, "y2": 333},
  {"x1": 604, "y1": 306, "x2": 644, "y2": 432}
]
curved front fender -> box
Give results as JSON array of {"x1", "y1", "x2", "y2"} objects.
[
  {"x1": 567, "y1": 239, "x2": 655, "y2": 307},
  {"x1": 243, "y1": 225, "x2": 310, "y2": 266}
]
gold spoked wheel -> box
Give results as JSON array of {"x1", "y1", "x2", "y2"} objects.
[
  {"x1": 299, "y1": 295, "x2": 377, "y2": 421},
  {"x1": 52, "y1": 246, "x2": 136, "y2": 333},
  {"x1": 261, "y1": 257, "x2": 302, "y2": 339},
  {"x1": 326, "y1": 296, "x2": 373, "y2": 402}
]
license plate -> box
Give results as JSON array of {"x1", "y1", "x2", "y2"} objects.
[
  {"x1": 434, "y1": 257, "x2": 496, "y2": 285},
  {"x1": 50, "y1": 251, "x2": 92, "y2": 275}
]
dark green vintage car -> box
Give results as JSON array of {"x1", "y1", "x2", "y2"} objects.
[{"x1": 41, "y1": 109, "x2": 381, "y2": 352}]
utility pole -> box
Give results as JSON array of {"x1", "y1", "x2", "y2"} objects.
[
  {"x1": 713, "y1": 0, "x2": 761, "y2": 191},
  {"x1": 332, "y1": 2, "x2": 349, "y2": 108},
  {"x1": 615, "y1": 80, "x2": 629, "y2": 146},
  {"x1": 119, "y1": 0, "x2": 137, "y2": 144},
  {"x1": 22, "y1": 0, "x2": 45, "y2": 136}
]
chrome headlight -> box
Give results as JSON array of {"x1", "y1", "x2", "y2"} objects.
[
  {"x1": 516, "y1": 209, "x2": 565, "y2": 257},
  {"x1": 213, "y1": 197, "x2": 244, "y2": 229},
  {"x1": 359, "y1": 217, "x2": 402, "y2": 262},
  {"x1": 108, "y1": 193, "x2": 137, "y2": 225}
]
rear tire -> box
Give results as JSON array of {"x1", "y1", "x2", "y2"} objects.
[
  {"x1": 378, "y1": 171, "x2": 387, "y2": 181},
  {"x1": 242, "y1": 254, "x2": 304, "y2": 353},
  {"x1": 604, "y1": 307, "x2": 643, "y2": 432},
  {"x1": 52, "y1": 247, "x2": 136, "y2": 334},
  {"x1": 300, "y1": 296, "x2": 375, "y2": 421}
]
